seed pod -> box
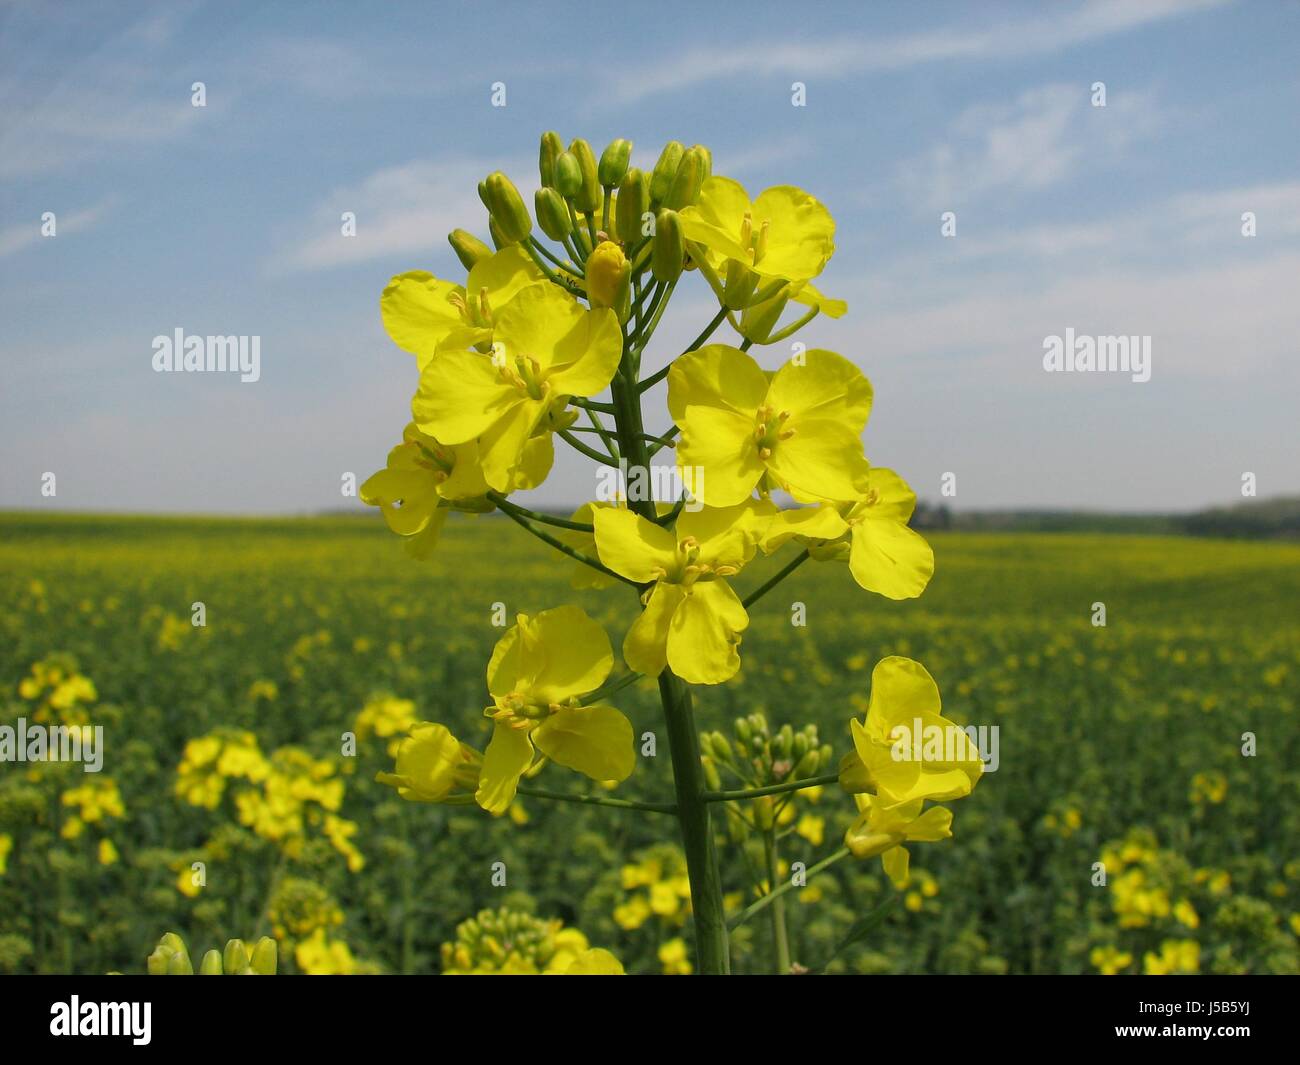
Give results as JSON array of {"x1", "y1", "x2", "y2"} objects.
[
  {"x1": 665, "y1": 146, "x2": 707, "y2": 210},
  {"x1": 567, "y1": 138, "x2": 601, "y2": 213},
  {"x1": 483, "y1": 171, "x2": 531, "y2": 244},
  {"x1": 554, "y1": 152, "x2": 582, "y2": 199},
  {"x1": 448, "y1": 229, "x2": 493, "y2": 271},
  {"x1": 615, "y1": 168, "x2": 650, "y2": 244},
  {"x1": 535, "y1": 188, "x2": 572, "y2": 241},
  {"x1": 649, "y1": 141, "x2": 685, "y2": 205},
  {"x1": 598, "y1": 138, "x2": 633, "y2": 187},
  {"x1": 652, "y1": 208, "x2": 685, "y2": 283},
  {"x1": 539, "y1": 130, "x2": 564, "y2": 187}
]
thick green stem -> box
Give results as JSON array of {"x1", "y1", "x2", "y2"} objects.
[{"x1": 658, "y1": 670, "x2": 731, "y2": 973}]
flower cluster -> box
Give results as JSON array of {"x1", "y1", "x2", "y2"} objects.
[{"x1": 440, "y1": 907, "x2": 622, "y2": 975}]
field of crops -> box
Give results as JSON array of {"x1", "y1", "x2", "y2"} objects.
[{"x1": 1, "y1": 511, "x2": 1297, "y2": 975}]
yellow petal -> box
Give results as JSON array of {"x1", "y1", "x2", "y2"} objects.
[
  {"x1": 624, "y1": 582, "x2": 683, "y2": 677},
  {"x1": 848, "y1": 514, "x2": 934, "y2": 600},
  {"x1": 380, "y1": 272, "x2": 466, "y2": 364},
  {"x1": 413, "y1": 347, "x2": 518, "y2": 444},
  {"x1": 475, "y1": 722, "x2": 533, "y2": 815},
  {"x1": 765, "y1": 349, "x2": 871, "y2": 431},
  {"x1": 676, "y1": 406, "x2": 765, "y2": 507},
  {"x1": 593, "y1": 507, "x2": 678, "y2": 583},
  {"x1": 881, "y1": 844, "x2": 911, "y2": 888},
  {"x1": 667, "y1": 344, "x2": 767, "y2": 423},
  {"x1": 525, "y1": 606, "x2": 613, "y2": 703},
  {"x1": 562, "y1": 948, "x2": 625, "y2": 975},
  {"x1": 765, "y1": 418, "x2": 870, "y2": 505},
  {"x1": 533, "y1": 704, "x2": 634, "y2": 783},
  {"x1": 751, "y1": 185, "x2": 836, "y2": 283},
  {"x1": 667, "y1": 580, "x2": 747, "y2": 685}
]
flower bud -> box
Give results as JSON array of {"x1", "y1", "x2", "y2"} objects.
[
  {"x1": 488, "y1": 216, "x2": 509, "y2": 251},
  {"x1": 776, "y1": 723, "x2": 794, "y2": 757},
  {"x1": 598, "y1": 138, "x2": 633, "y2": 187},
  {"x1": 539, "y1": 130, "x2": 564, "y2": 187},
  {"x1": 710, "y1": 731, "x2": 734, "y2": 763},
  {"x1": 665, "y1": 147, "x2": 707, "y2": 210},
  {"x1": 794, "y1": 749, "x2": 820, "y2": 779},
  {"x1": 554, "y1": 152, "x2": 582, "y2": 199},
  {"x1": 649, "y1": 141, "x2": 685, "y2": 205},
  {"x1": 250, "y1": 937, "x2": 278, "y2": 975},
  {"x1": 791, "y1": 732, "x2": 810, "y2": 761},
  {"x1": 615, "y1": 168, "x2": 650, "y2": 245},
  {"x1": 567, "y1": 138, "x2": 601, "y2": 214},
  {"x1": 689, "y1": 144, "x2": 713, "y2": 181},
  {"x1": 702, "y1": 756, "x2": 721, "y2": 791},
  {"x1": 535, "y1": 188, "x2": 573, "y2": 241},
  {"x1": 755, "y1": 795, "x2": 775, "y2": 830},
  {"x1": 734, "y1": 717, "x2": 752, "y2": 744},
  {"x1": 652, "y1": 209, "x2": 684, "y2": 283},
  {"x1": 448, "y1": 229, "x2": 493, "y2": 272},
  {"x1": 223, "y1": 938, "x2": 250, "y2": 975},
  {"x1": 586, "y1": 241, "x2": 629, "y2": 315},
  {"x1": 166, "y1": 949, "x2": 193, "y2": 975},
  {"x1": 483, "y1": 172, "x2": 531, "y2": 244},
  {"x1": 147, "y1": 945, "x2": 174, "y2": 975},
  {"x1": 199, "y1": 949, "x2": 223, "y2": 975}
]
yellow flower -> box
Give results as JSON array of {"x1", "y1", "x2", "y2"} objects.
[
  {"x1": 380, "y1": 246, "x2": 544, "y2": 368},
  {"x1": 475, "y1": 606, "x2": 634, "y2": 814},
  {"x1": 841, "y1": 657, "x2": 983, "y2": 807},
  {"x1": 414, "y1": 284, "x2": 621, "y2": 492},
  {"x1": 678, "y1": 177, "x2": 837, "y2": 289},
  {"x1": 796, "y1": 814, "x2": 825, "y2": 846},
  {"x1": 1173, "y1": 899, "x2": 1200, "y2": 929},
  {"x1": 760, "y1": 467, "x2": 933, "y2": 600},
  {"x1": 559, "y1": 948, "x2": 625, "y2": 975},
  {"x1": 593, "y1": 502, "x2": 764, "y2": 684},
  {"x1": 1090, "y1": 945, "x2": 1133, "y2": 975},
  {"x1": 295, "y1": 929, "x2": 357, "y2": 975},
  {"x1": 668, "y1": 345, "x2": 871, "y2": 507},
  {"x1": 1143, "y1": 939, "x2": 1200, "y2": 975},
  {"x1": 613, "y1": 895, "x2": 652, "y2": 930},
  {"x1": 98, "y1": 838, "x2": 119, "y2": 865},
  {"x1": 376, "y1": 722, "x2": 482, "y2": 804},
  {"x1": 844, "y1": 793, "x2": 953, "y2": 888},
  {"x1": 0, "y1": 833, "x2": 12, "y2": 875},
  {"x1": 360, "y1": 423, "x2": 492, "y2": 550},
  {"x1": 658, "y1": 937, "x2": 693, "y2": 975}
]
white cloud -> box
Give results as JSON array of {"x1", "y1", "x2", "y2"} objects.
[
  {"x1": 267, "y1": 159, "x2": 516, "y2": 273},
  {"x1": 606, "y1": 0, "x2": 1230, "y2": 104},
  {"x1": 0, "y1": 200, "x2": 111, "y2": 258}
]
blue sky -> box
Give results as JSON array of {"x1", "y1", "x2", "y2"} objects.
[{"x1": 2, "y1": 0, "x2": 1297, "y2": 515}]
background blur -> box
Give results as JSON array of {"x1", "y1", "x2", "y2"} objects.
[{"x1": 2, "y1": 0, "x2": 1298, "y2": 516}]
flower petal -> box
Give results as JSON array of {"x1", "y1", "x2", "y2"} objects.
[
  {"x1": 533, "y1": 704, "x2": 634, "y2": 783},
  {"x1": 475, "y1": 722, "x2": 534, "y2": 815},
  {"x1": 667, "y1": 580, "x2": 747, "y2": 685},
  {"x1": 623, "y1": 582, "x2": 682, "y2": 677},
  {"x1": 594, "y1": 507, "x2": 678, "y2": 583}
]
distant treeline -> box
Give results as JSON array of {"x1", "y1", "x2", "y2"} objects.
[{"x1": 912, "y1": 496, "x2": 1300, "y2": 540}]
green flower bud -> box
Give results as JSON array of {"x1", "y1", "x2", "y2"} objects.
[
  {"x1": 794, "y1": 749, "x2": 820, "y2": 779},
  {"x1": 554, "y1": 152, "x2": 582, "y2": 199},
  {"x1": 734, "y1": 717, "x2": 752, "y2": 744},
  {"x1": 615, "y1": 168, "x2": 650, "y2": 245},
  {"x1": 651, "y1": 209, "x2": 685, "y2": 283},
  {"x1": 791, "y1": 732, "x2": 810, "y2": 761},
  {"x1": 702, "y1": 756, "x2": 722, "y2": 791},
  {"x1": 477, "y1": 179, "x2": 491, "y2": 209},
  {"x1": 750, "y1": 712, "x2": 768, "y2": 736},
  {"x1": 665, "y1": 146, "x2": 707, "y2": 210},
  {"x1": 567, "y1": 138, "x2": 601, "y2": 213},
  {"x1": 488, "y1": 215, "x2": 509, "y2": 251},
  {"x1": 483, "y1": 172, "x2": 531, "y2": 244},
  {"x1": 776, "y1": 724, "x2": 794, "y2": 758},
  {"x1": 649, "y1": 141, "x2": 685, "y2": 205},
  {"x1": 539, "y1": 130, "x2": 564, "y2": 187},
  {"x1": 535, "y1": 188, "x2": 573, "y2": 241},
  {"x1": 819, "y1": 743, "x2": 834, "y2": 767},
  {"x1": 598, "y1": 138, "x2": 633, "y2": 187},
  {"x1": 147, "y1": 945, "x2": 174, "y2": 976},
  {"x1": 448, "y1": 229, "x2": 493, "y2": 272},
  {"x1": 223, "y1": 939, "x2": 249, "y2": 975},
  {"x1": 200, "y1": 949, "x2": 223, "y2": 975},
  {"x1": 250, "y1": 937, "x2": 278, "y2": 976},
  {"x1": 689, "y1": 144, "x2": 713, "y2": 181},
  {"x1": 166, "y1": 949, "x2": 193, "y2": 975},
  {"x1": 710, "y1": 731, "x2": 734, "y2": 763}
]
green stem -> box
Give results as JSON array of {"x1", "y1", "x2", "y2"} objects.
[
  {"x1": 764, "y1": 831, "x2": 792, "y2": 974},
  {"x1": 729, "y1": 847, "x2": 851, "y2": 932},
  {"x1": 558, "y1": 428, "x2": 620, "y2": 466},
  {"x1": 494, "y1": 499, "x2": 635, "y2": 586},
  {"x1": 742, "y1": 549, "x2": 811, "y2": 609},
  {"x1": 516, "y1": 785, "x2": 675, "y2": 815},
  {"x1": 702, "y1": 772, "x2": 840, "y2": 803},
  {"x1": 658, "y1": 670, "x2": 731, "y2": 973},
  {"x1": 487, "y1": 491, "x2": 593, "y2": 532},
  {"x1": 582, "y1": 670, "x2": 643, "y2": 704}
]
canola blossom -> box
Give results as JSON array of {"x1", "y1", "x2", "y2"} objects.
[{"x1": 354, "y1": 131, "x2": 966, "y2": 975}]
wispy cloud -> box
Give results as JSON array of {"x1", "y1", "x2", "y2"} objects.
[
  {"x1": 0, "y1": 200, "x2": 112, "y2": 258},
  {"x1": 267, "y1": 159, "x2": 514, "y2": 274},
  {"x1": 606, "y1": 0, "x2": 1230, "y2": 104},
  {"x1": 895, "y1": 83, "x2": 1158, "y2": 211}
]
